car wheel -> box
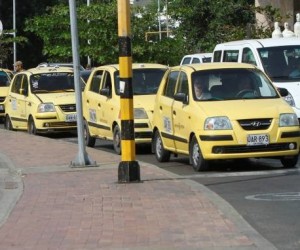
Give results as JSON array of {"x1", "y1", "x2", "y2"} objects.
[
  {"x1": 28, "y1": 117, "x2": 37, "y2": 135},
  {"x1": 5, "y1": 115, "x2": 13, "y2": 131},
  {"x1": 189, "y1": 136, "x2": 209, "y2": 171},
  {"x1": 280, "y1": 155, "x2": 298, "y2": 168},
  {"x1": 154, "y1": 130, "x2": 170, "y2": 162},
  {"x1": 113, "y1": 125, "x2": 121, "y2": 155},
  {"x1": 84, "y1": 120, "x2": 96, "y2": 147}
]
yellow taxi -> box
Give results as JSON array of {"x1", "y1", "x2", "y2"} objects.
[
  {"x1": 4, "y1": 66, "x2": 85, "y2": 134},
  {"x1": 82, "y1": 63, "x2": 168, "y2": 154},
  {"x1": 152, "y1": 63, "x2": 300, "y2": 171},
  {"x1": 0, "y1": 68, "x2": 13, "y2": 120}
]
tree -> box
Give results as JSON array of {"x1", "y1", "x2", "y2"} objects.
[
  {"x1": 25, "y1": 1, "x2": 185, "y2": 66},
  {"x1": 167, "y1": 0, "x2": 255, "y2": 53}
]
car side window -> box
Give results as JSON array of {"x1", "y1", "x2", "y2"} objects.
[
  {"x1": 242, "y1": 48, "x2": 257, "y2": 66},
  {"x1": 213, "y1": 51, "x2": 222, "y2": 62},
  {"x1": 11, "y1": 74, "x2": 23, "y2": 94},
  {"x1": 191, "y1": 58, "x2": 200, "y2": 64},
  {"x1": 164, "y1": 71, "x2": 179, "y2": 98},
  {"x1": 176, "y1": 72, "x2": 189, "y2": 96},
  {"x1": 90, "y1": 70, "x2": 103, "y2": 93},
  {"x1": 101, "y1": 71, "x2": 112, "y2": 91},
  {"x1": 223, "y1": 50, "x2": 239, "y2": 62},
  {"x1": 22, "y1": 76, "x2": 29, "y2": 96},
  {"x1": 181, "y1": 57, "x2": 191, "y2": 65}
]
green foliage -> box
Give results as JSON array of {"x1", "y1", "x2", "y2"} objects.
[
  {"x1": 24, "y1": 1, "x2": 184, "y2": 66},
  {"x1": 0, "y1": 32, "x2": 28, "y2": 67},
  {"x1": 22, "y1": 0, "x2": 286, "y2": 67}
]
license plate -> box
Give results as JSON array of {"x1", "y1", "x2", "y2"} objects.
[
  {"x1": 247, "y1": 134, "x2": 269, "y2": 146},
  {"x1": 66, "y1": 113, "x2": 77, "y2": 122}
]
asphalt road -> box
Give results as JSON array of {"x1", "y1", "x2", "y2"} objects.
[{"x1": 1, "y1": 126, "x2": 300, "y2": 250}]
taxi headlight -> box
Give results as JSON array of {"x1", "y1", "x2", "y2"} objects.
[
  {"x1": 134, "y1": 108, "x2": 148, "y2": 119},
  {"x1": 204, "y1": 116, "x2": 232, "y2": 130},
  {"x1": 38, "y1": 103, "x2": 55, "y2": 113},
  {"x1": 279, "y1": 113, "x2": 299, "y2": 127},
  {"x1": 284, "y1": 92, "x2": 295, "y2": 107}
]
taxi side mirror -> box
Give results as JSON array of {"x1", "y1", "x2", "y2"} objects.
[
  {"x1": 19, "y1": 88, "x2": 28, "y2": 96},
  {"x1": 100, "y1": 88, "x2": 111, "y2": 98},
  {"x1": 174, "y1": 92, "x2": 188, "y2": 104},
  {"x1": 277, "y1": 87, "x2": 288, "y2": 97}
]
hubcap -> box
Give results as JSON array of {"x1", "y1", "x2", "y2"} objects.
[
  {"x1": 156, "y1": 136, "x2": 162, "y2": 157},
  {"x1": 192, "y1": 143, "x2": 199, "y2": 165}
]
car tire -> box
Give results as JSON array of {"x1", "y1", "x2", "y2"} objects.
[
  {"x1": 84, "y1": 120, "x2": 96, "y2": 147},
  {"x1": 189, "y1": 136, "x2": 209, "y2": 171},
  {"x1": 280, "y1": 155, "x2": 298, "y2": 168},
  {"x1": 28, "y1": 117, "x2": 37, "y2": 135},
  {"x1": 113, "y1": 125, "x2": 121, "y2": 155},
  {"x1": 5, "y1": 115, "x2": 13, "y2": 131},
  {"x1": 154, "y1": 130, "x2": 170, "y2": 162}
]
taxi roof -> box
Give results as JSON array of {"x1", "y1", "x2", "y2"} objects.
[
  {"x1": 25, "y1": 66, "x2": 75, "y2": 74},
  {"x1": 177, "y1": 62, "x2": 258, "y2": 71}
]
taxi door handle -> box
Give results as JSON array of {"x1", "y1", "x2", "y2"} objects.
[
  {"x1": 98, "y1": 103, "x2": 101, "y2": 107},
  {"x1": 159, "y1": 106, "x2": 162, "y2": 110},
  {"x1": 173, "y1": 110, "x2": 176, "y2": 115},
  {"x1": 87, "y1": 99, "x2": 89, "y2": 103}
]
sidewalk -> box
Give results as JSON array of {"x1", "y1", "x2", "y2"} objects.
[{"x1": 0, "y1": 129, "x2": 277, "y2": 250}]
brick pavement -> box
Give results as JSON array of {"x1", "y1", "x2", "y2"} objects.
[{"x1": 0, "y1": 129, "x2": 277, "y2": 250}]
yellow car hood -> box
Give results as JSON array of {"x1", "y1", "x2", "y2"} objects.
[
  {"x1": 0, "y1": 87, "x2": 9, "y2": 98},
  {"x1": 133, "y1": 95, "x2": 156, "y2": 111},
  {"x1": 199, "y1": 99, "x2": 293, "y2": 119},
  {"x1": 36, "y1": 92, "x2": 75, "y2": 105}
]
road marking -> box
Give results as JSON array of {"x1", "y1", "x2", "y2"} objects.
[
  {"x1": 182, "y1": 168, "x2": 300, "y2": 179},
  {"x1": 245, "y1": 192, "x2": 300, "y2": 201}
]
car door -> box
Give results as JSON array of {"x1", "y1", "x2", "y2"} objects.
[
  {"x1": 83, "y1": 69, "x2": 104, "y2": 136},
  {"x1": 97, "y1": 69, "x2": 116, "y2": 139},
  {"x1": 172, "y1": 70, "x2": 192, "y2": 153},
  {"x1": 7, "y1": 74, "x2": 28, "y2": 129},
  {"x1": 156, "y1": 70, "x2": 179, "y2": 149}
]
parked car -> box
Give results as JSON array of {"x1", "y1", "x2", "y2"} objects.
[
  {"x1": 82, "y1": 63, "x2": 169, "y2": 154},
  {"x1": 4, "y1": 66, "x2": 85, "y2": 134},
  {"x1": 180, "y1": 53, "x2": 212, "y2": 65},
  {"x1": 151, "y1": 62, "x2": 300, "y2": 171},
  {"x1": 213, "y1": 37, "x2": 300, "y2": 122},
  {"x1": 0, "y1": 68, "x2": 13, "y2": 120}
]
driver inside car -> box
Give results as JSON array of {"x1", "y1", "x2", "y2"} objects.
[{"x1": 236, "y1": 75, "x2": 257, "y2": 98}]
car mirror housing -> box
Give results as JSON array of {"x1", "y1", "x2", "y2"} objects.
[
  {"x1": 277, "y1": 87, "x2": 289, "y2": 97},
  {"x1": 100, "y1": 88, "x2": 111, "y2": 97},
  {"x1": 174, "y1": 92, "x2": 188, "y2": 104}
]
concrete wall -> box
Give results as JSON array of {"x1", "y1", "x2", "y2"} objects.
[{"x1": 255, "y1": 0, "x2": 295, "y2": 30}]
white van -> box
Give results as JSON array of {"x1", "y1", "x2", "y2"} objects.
[
  {"x1": 180, "y1": 53, "x2": 212, "y2": 65},
  {"x1": 213, "y1": 38, "x2": 300, "y2": 121}
]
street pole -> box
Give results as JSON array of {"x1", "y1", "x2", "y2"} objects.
[
  {"x1": 69, "y1": 0, "x2": 95, "y2": 167},
  {"x1": 158, "y1": 0, "x2": 161, "y2": 40},
  {"x1": 117, "y1": 0, "x2": 140, "y2": 183},
  {"x1": 87, "y1": 0, "x2": 91, "y2": 67},
  {"x1": 13, "y1": 0, "x2": 16, "y2": 64}
]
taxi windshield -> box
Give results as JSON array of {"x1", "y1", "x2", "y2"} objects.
[
  {"x1": 114, "y1": 68, "x2": 167, "y2": 95},
  {"x1": 0, "y1": 71, "x2": 11, "y2": 87},
  {"x1": 30, "y1": 73, "x2": 85, "y2": 93},
  {"x1": 194, "y1": 68, "x2": 279, "y2": 101},
  {"x1": 258, "y1": 45, "x2": 300, "y2": 82}
]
